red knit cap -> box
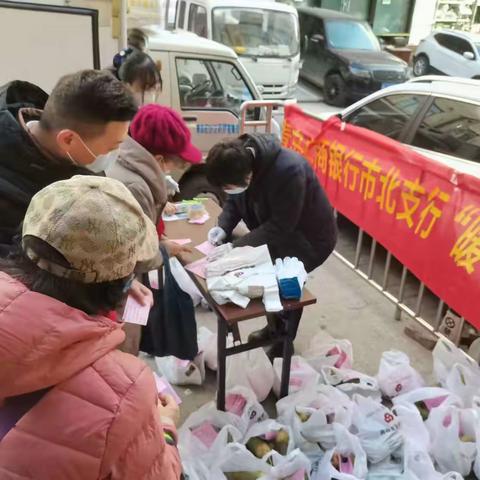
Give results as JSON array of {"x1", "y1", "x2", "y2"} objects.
[{"x1": 130, "y1": 104, "x2": 202, "y2": 164}]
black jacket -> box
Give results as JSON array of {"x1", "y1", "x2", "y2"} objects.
[
  {"x1": 218, "y1": 133, "x2": 337, "y2": 272},
  {"x1": 0, "y1": 109, "x2": 89, "y2": 252}
]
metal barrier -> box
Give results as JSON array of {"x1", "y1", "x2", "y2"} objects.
[
  {"x1": 239, "y1": 99, "x2": 290, "y2": 135},
  {"x1": 238, "y1": 100, "x2": 469, "y2": 348}
]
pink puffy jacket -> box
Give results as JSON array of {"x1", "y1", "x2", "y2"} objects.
[{"x1": 0, "y1": 273, "x2": 182, "y2": 479}]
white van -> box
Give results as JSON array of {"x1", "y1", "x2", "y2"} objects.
[{"x1": 173, "y1": 0, "x2": 301, "y2": 100}]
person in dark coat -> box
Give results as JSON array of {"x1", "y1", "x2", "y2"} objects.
[
  {"x1": 206, "y1": 133, "x2": 337, "y2": 357},
  {"x1": 0, "y1": 71, "x2": 153, "y2": 307},
  {"x1": 0, "y1": 70, "x2": 138, "y2": 254}
]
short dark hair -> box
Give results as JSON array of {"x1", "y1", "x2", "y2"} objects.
[
  {"x1": 127, "y1": 28, "x2": 148, "y2": 51},
  {"x1": 40, "y1": 70, "x2": 137, "y2": 137},
  {"x1": 117, "y1": 50, "x2": 163, "y2": 93},
  {"x1": 0, "y1": 237, "x2": 129, "y2": 316},
  {"x1": 206, "y1": 138, "x2": 253, "y2": 187}
]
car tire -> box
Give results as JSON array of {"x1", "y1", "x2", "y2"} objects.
[
  {"x1": 413, "y1": 54, "x2": 430, "y2": 77},
  {"x1": 177, "y1": 174, "x2": 226, "y2": 205},
  {"x1": 324, "y1": 74, "x2": 348, "y2": 107}
]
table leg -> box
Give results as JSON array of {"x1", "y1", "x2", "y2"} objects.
[
  {"x1": 279, "y1": 310, "x2": 296, "y2": 398},
  {"x1": 216, "y1": 315, "x2": 228, "y2": 411}
]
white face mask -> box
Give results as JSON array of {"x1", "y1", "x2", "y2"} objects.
[
  {"x1": 224, "y1": 186, "x2": 248, "y2": 195},
  {"x1": 66, "y1": 134, "x2": 120, "y2": 173},
  {"x1": 88, "y1": 149, "x2": 120, "y2": 173}
]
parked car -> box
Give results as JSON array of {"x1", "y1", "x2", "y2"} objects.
[
  {"x1": 337, "y1": 76, "x2": 480, "y2": 176},
  {"x1": 298, "y1": 7, "x2": 409, "y2": 107},
  {"x1": 413, "y1": 30, "x2": 480, "y2": 79}
]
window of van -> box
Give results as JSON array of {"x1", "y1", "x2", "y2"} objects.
[
  {"x1": 188, "y1": 4, "x2": 208, "y2": 38},
  {"x1": 177, "y1": 1, "x2": 186, "y2": 29},
  {"x1": 212, "y1": 8, "x2": 299, "y2": 58},
  {"x1": 176, "y1": 58, "x2": 254, "y2": 118}
]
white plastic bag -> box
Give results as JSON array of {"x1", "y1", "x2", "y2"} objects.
[
  {"x1": 350, "y1": 395, "x2": 403, "y2": 464},
  {"x1": 304, "y1": 336, "x2": 353, "y2": 372},
  {"x1": 155, "y1": 353, "x2": 205, "y2": 386},
  {"x1": 394, "y1": 403, "x2": 430, "y2": 452},
  {"x1": 472, "y1": 397, "x2": 480, "y2": 479},
  {"x1": 366, "y1": 447, "x2": 462, "y2": 480},
  {"x1": 273, "y1": 356, "x2": 320, "y2": 397},
  {"x1": 393, "y1": 387, "x2": 463, "y2": 421},
  {"x1": 226, "y1": 347, "x2": 274, "y2": 402},
  {"x1": 377, "y1": 351, "x2": 425, "y2": 398},
  {"x1": 276, "y1": 385, "x2": 353, "y2": 454},
  {"x1": 264, "y1": 449, "x2": 311, "y2": 480},
  {"x1": 426, "y1": 406, "x2": 476, "y2": 476},
  {"x1": 312, "y1": 424, "x2": 368, "y2": 480},
  {"x1": 225, "y1": 386, "x2": 268, "y2": 431},
  {"x1": 432, "y1": 338, "x2": 478, "y2": 387},
  {"x1": 170, "y1": 257, "x2": 204, "y2": 306},
  {"x1": 321, "y1": 366, "x2": 381, "y2": 400},
  {"x1": 212, "y1": 443, "x2": 272, "y2": 479},
  {"x1": 445, "y1": 363, "x2": 480, "y2": 408},
  {"x1": 244, "y1": 420, "x2": 295, "y2": 458},
  {"x1": 179, "y1": 404, "x2": 245, "y2": 466},
  {"x1": 182, "y1": 458, "x2": 223, "y2": 480},
  {"x1": 197, "y1": 326, "x2": 217, "y2": 371}
]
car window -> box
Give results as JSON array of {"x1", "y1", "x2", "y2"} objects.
[
  {"x1": 312, "y1": 17, "x2": 325, "y2": 37},
  {"x1": 188, "y1": 4, "x2": 207, "y2": 38},
  {"x1": 411, "y1": 97, "x2": 480, "y2": 163},
  {"x1": 176, "y1": 58, "x2": 254, "y2": 118},
  {"x1": 435, "y1": 33, "x2": 475, "y2": 56},
  {"x1": 345, "y1": 94, "x2": 425, "y2": 141},
  {"x1": 177, "y1": 0, "x2": 186, "y2": 29},
  {"x1": 435, "y1": 33, "x2": 455, "y2": 51},
  {"x1": 456, "y1": 38, "x2": 475, "y2": 55}
]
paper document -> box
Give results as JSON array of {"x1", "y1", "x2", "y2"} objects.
[
  {"x1": 172, "y1": 238, "x2": 191, "y2": 245},
  {"x1": 188, "y1": 213, "x2": 210, "y2": 225},
  {"x1": 153, "y1": 373, "x2": 182, "y2": 405},
  {"x1": 185, "y1": 257, "x2": 208, "y2": 279},
  {"x1": 195, "y1": 240, "x2": 216, "y2": 256},
  {"x1": 123, "y1": 296, "x2": 151, "y2": 325},
  {"x1": 148, "y1": 270, "x2": 159, "y2": 289}
]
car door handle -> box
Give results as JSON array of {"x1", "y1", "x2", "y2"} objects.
[{"x1": 183, "y1": 116, "x2": 197, "y2": 122}]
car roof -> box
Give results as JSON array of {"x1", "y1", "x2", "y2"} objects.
[
  {"x1": 381, "y1": 76, "x2": 480, "y2": 104},
  {"x1": 433, "y1": 29, "x2": 480, "y2": 43},
  {"x1": 296, "y1": 6, "x2": 357, "y2": 21},
  {"x1": 339, "y1": 77, "x2": 480, "y2": 177},
  {"x1": 192, "y1": 0, "x2": 297, "y2": 13},
  {"x1": 143, "y1": 27, "x2": 237, "y2": 58}
]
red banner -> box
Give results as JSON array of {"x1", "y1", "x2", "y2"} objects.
[{"x1": 283, "y1": 105, "x2": 480, "y2": 328}]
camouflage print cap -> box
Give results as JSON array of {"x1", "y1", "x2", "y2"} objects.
[{"x1": 22, "y1": 175, "x2": 159, "y2": 283}]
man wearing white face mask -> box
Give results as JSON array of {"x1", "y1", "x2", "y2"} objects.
[
  {"x1": 0, "y1": 70, "x2": 137, "y2": 254},
  {"x1": 206, "y1": 133, "x2": 338, "y2": 358}
]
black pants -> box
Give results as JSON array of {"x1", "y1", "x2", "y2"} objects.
[{"x1": 267, "y1": 308, "x2": 304, "y2": 341}]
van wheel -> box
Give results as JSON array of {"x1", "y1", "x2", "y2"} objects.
[
  {"x1": 413, "y1": 54, "x2": 430, "y2": 77},
  {"x1": 324, "y1": 74, "x2": 348, "y2": 107},
  {"x1": 178, "y1": 174, "x2": 225, "y2": 205}
]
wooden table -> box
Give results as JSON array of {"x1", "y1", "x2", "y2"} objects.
[{"x1": 165, "y1": 199, "x2": 317, "y2": 409}]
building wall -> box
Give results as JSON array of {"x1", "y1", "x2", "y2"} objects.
[{"x1": 409, "y1": 0, "x2": 437, "y2": 45}]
